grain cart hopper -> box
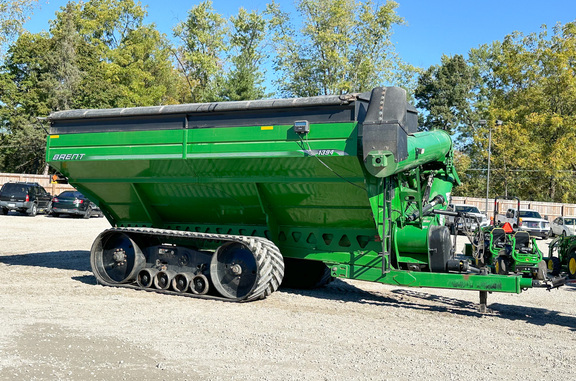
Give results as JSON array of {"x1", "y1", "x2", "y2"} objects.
[{"x1": 46, "y1": 87, "x2": 554, "y2": 310}]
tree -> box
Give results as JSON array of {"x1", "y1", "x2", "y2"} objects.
[
  {"x1": 221, "y1": 8, "x2": 267, "y2": 101},
  {"x1": 173, "y1": 0, "x2": 227, "y2": 103},
  {"x1": 266, "y1": 0, "x2": 408, "y2": 97},
  {"x1": 0, "y1": 0, "x2": 180, "y2": 173},
  {"x1": 458, "y1": 22, "x2": 576, "y2": 202},
  {"x1": 0, "y1": 0, "x2": 39, "y2": 53},
  {"x1": 415, "y1": 54, "x2": 478, "y2": 137}
]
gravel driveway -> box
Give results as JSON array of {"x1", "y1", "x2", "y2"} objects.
[{"x1": 0, "y1": 214, "x2": 574, "y2": 380}]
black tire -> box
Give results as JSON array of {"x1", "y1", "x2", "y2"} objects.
[
  {"x1": 547, "y1": 257, "x2": 562, "y2": 276},
  {"x1": 52, "y1": 212, "x2": 60, "y2": 218},
  {"x1": 281, "y1": 257, "x2": 335, "y2": 289},
  {"x1": 568, "y1": 252, "x2": 576, "y2": 280},
  {"x1": 27, "y1": 203, "x2": 38, "y2": 217},
  {"x1": 83, "y1": 207, "x2": 92, "y2": 219},
  {"x1": 0, "y1": 207, "x2": 7, "y2": 215},
  {"x1": 210, "y1": 238, "x2": 284, "y2": 301}
]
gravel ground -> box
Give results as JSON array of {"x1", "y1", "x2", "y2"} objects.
[{"x1": 0, "y1": 214, "x2": 574, "y2": 380}]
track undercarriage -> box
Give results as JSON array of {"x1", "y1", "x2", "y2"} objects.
[{"x1": 90, "y1": 227, "x2": 285, "y2": 302}]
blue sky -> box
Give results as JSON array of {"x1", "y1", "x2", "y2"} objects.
[{"x1": 24, "y1": 0, "x2": 576, "y2": 70}]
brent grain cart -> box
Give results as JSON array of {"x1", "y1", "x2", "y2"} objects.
[{"x1": 46, "y1": 87, "x2": 557, "y2": 311}]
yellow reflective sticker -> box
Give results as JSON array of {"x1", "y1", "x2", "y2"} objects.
[
  {"x1": 260, "y1": 126, "x2": 274, "y2": 130},
  {"x1": 51, "y1": 135, "x2": 60, "y2": 139}
]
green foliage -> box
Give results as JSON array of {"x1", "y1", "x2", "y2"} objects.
[
  {"x1": 415, "y1": 54, "x2": 478, "y2": 138},
  {"x1": 173, "y1": 0, "x2": 227, "y2": 103},
  {"x1": 266, "y1": 0, "x2": 409, "y2": 97},
  {"x1": 482, "y1": 23, "x2": 576, "y2": 202},
  {"x1": 221, "y1": 8, "x2": 267, "y2": 101},
  {"x1": 0, "y1": 0, "x2": 38, "y2": 52},
  {"x1": 418, "y1": 22, "x2": 576, "y2": 203},
  {"x1": 0, "y1": 0, "x2": 179, "y2": 173}
]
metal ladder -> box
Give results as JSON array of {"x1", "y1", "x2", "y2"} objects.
[{"x1": 382, "y1": 178, "x2": 392, "y2": 274}]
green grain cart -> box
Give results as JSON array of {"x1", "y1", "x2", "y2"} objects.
[{"x1": 46, "y1": 87, "x2": 557, "y2": 310}]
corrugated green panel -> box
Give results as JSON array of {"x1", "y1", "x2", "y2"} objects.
[
  {"x1": 49, "y1": 129, "x2": 184, "y2": 147},
  {"x1": 188, "y1": 123, "x2": 357, "y2": 143}
]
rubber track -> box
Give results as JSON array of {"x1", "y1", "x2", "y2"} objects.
[{"x1": 92, "y1": 227, "x2": 285, "y2": 302}]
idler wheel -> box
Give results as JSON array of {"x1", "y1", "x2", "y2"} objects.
[
  {"x1": 210, "y1": 242, "x2": 259, "y2": 300},
  {"x1": 171, "y1": 273, "x2": 193, "y2": 293},
  {"x1": 190, "y1": 274, "x2": 209, "y2": 295},
  {"x1": 137, "y1": 268, "x2": 159, "y2": 288},
  {"x1": 154, "y1": 270, "x2": 176, "y2": 290},
  {"x1": 91, "y1": 231, "x2": 146, "y2": 284}
]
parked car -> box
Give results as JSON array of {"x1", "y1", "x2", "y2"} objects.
[
  {"x1": 497, "y1": 208, "x2": 550, "y2": 239},
  {"x1": 0, "y1": 182, "x2": 52, "y2": 216},
  {"x1": 550, "y1": 216, "x2": 576, "y2": 237},
  {"x1": 51, "y1": 191, "x2": 103, "y2": 218},
  {"x1": 446, "y1": 204, "x2": 489, "y2": 234}
]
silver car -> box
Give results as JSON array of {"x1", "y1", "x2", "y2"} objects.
[{"x1": 550, "y1": 216, "x2": 576, "y2": 237}]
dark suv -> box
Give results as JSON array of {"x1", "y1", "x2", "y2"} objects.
[{"x1": 0, "y1": 182, "x2": 52, "y2": 216}]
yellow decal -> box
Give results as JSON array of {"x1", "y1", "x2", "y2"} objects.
[
  {"x1": 51, "y1": 135, "x2": 60, "y2": 139},
  {"x1": 260, "y1": 126, "x2": 274, "y2": 130}
]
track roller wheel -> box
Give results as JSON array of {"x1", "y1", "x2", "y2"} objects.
[
  {"x1": 91, "y1": 231, "x2": 146, "y2": 284},
  {"x1": 172, "y1": 273, "x2": 193, "y2": 293},
  {"x1": 154, "y1": 270, "x2": 176, "y2": 290},
  {"x1": 137, "y1": 268, "x2": 159, "y2": 288},
  {"x1": 190, "y1": 274, "x2": 210, "y2": 295},
  {"x1": 210, "y1": 240, "x2": 283, "y2": 301}
]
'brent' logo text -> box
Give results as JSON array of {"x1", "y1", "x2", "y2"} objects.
[{"x1": 52, "y1": 153, "x2": 86, "y2": 160}]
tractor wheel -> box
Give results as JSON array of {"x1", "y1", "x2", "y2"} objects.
[
  {"x1": 496, "y1": 256, "x2": 509, "y2": 275},
  {"x1": 547, "y1": 257, "x2": 562, "y2": 276},
  {"x1": 568, "y1": 252, "x2": 576, "y2": 280}
]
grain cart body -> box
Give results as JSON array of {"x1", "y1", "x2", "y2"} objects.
[{"x1": 47, "y1": 87, "x2": 535, "y2": 303}]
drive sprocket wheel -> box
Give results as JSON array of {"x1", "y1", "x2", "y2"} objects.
[{"x1": 210, "y1": 239, "x2": 284, "y2": 301}]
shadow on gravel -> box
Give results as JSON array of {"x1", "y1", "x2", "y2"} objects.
[
  {"x1": 281, "y1": 279, "x2": 576, "y2": 329},
  {"x1": 281, "y1": 280, "x2": 484, "y2": 318},
  {"x1": 0, "y1": 250, "x2": 91, "y2": 272}
]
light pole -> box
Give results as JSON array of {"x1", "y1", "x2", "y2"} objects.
[
  {"x1": 486, "y1": 120, "x2": 502, "y2": 220},
  {"x1": 477, "y1": 120, "x2": 488, "y2": 214}
]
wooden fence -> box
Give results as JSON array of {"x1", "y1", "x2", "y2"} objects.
[
  {"x1": 0, "y1": 173, "x2": 74, "y2": 196},
  {"x1": 451, "y1": 196, "x2": 576, "y2": 221}
]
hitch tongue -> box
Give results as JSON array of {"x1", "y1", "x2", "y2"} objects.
[{"x1": 532, "y1": 276, "x2": 566, "y2": 291}]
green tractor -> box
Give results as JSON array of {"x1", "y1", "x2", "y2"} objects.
[
  {"x1": 547, "y1": 235, "x2": 576, "y2": 279},
  {"x1": 463, "y1": 197, "x2": 546, "y2": 280}
]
